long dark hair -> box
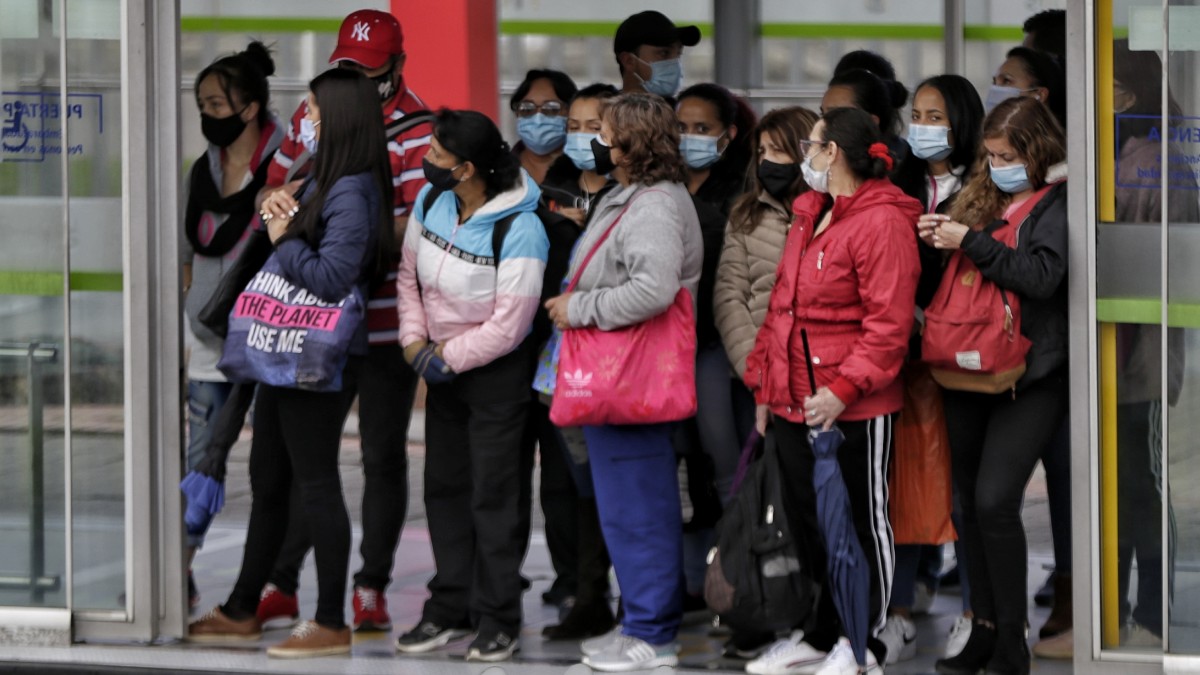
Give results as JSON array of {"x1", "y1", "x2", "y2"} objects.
[
  {"x1": 434, "y1": 109, "x2": 523, "y2": 201},
  {"x1": 1005, "y1": 46, "x2": 1066, "y2": 128},
  {"x1": 820, "y1": 107, "x2": 890, "y2": 182},
  {"x1": 194, "y1": 41, "x2": 275, "y2": 127},
  {"x1": 909, "y1": 75, "x2": 985, "y2": 196},
  {"x1": 729, "y1": 106, "x2": 819, "y2": 233},
  {"x1": 828, "y1": 67, "x2": 907, "y2": 137},
  {"x1": 287, "y1": 69, "x2": 393, "y2": 286},
  {"x1": 677, "y1": 83, "x2": 757, "y2": 191}
]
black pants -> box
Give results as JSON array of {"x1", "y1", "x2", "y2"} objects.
[
  {"x1": 269, "y1": 344, "x2": 418, "y2": 594},
  {"x1": 1117, "y1": 400, "x2": 1175, "y2": 635},
  {"x1": 775, "y1": 415, "x2": 895, "y2": 659},
  {"x1": 421, "y1": 342, "x2": 534, "y2": 635},
  {"x1": 525, "y1": 398, "x2": 578, "y2": 600},
  {"x1": 943, "y1": 371, "x2": 1068, "y2": 628},
  {"x1": 224, "y1": 359, "x2": 359, "y2": 628}
]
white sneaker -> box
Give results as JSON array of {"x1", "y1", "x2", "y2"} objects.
[
  {"x1": 581, "y1": 626, "x2": 621, "y2": 656},
  {"x1": 944, "y1": 615, "x2": 972, "y2": 658},
  {"x1": 912, "y1": 581, "x2": 936, "y2": 615},
  {"x1": 582, "y1": 634, "x2": 679, "y2": 672},
  {"x1": 746, "y1": 631, "x2": 828, "y2": 675},
  {"x1": 813, "y1": 637, "x2": 880, "y2": 675},
  {"x1": 878, "y1": 614, "x2": 917, "y2": 664}
]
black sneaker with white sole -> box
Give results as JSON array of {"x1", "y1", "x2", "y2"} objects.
[
  {"x1": 394, "y1": 620, "x2": 472, "y2": 654},
  {"x1": 465, "y1": 630, "x2": 519, "y2": 662}
]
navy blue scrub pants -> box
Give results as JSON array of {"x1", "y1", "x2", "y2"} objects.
[{"x1": 583, "y1": 422, "x2": 683, "y2": 646}]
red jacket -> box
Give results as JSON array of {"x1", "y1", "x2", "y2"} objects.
[{"x1": 744, "y1": 178, "x2": 921, "y2": 423}]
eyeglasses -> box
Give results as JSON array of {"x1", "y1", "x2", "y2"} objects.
[
  {"x1": 799, "y1": 140, "x2": 827, "y2": 157},
  {"x1": 513, "y1": 101, "x2": 565, "y2": 118}
]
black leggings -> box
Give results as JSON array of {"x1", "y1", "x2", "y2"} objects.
[
  {"x1": 943, "y1": 371, "x2": 1067, "y2": 629},
  {"x1": 223, "y1": 360, "x2": 359, "y2": 629}
]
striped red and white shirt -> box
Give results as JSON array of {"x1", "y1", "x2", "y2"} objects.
[{"x1": 267, "y1": 80, "x2": 432, "y2": 345}]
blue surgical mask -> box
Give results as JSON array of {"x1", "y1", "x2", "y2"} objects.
[
  {"x1": 635, "y1": 56, "x2": 683, "y2": 98},
  {"x1": 564, "y1": 132, "x2": 599, "y2": 171},
  {"x1": 516, "y1": 113, "x2": 567, "y2": 156},
  {"x1": 299, "y1": 117, "x2": 319, "y2": 155},
  {"x1": 989, "y1": 162, "x2": 1032, "y2": 193},
  {"x1": 907, "y1": 124, "x2": 953, "y2": 161},
  {"x1": 680, "y1": 133, "x2": 724, "y2": 170},
  {"x1": 985, "y1": 84, "x2": 1025, "y2": 113}
]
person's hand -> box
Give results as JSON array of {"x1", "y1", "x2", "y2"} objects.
[
  {"x1": 403, "y1": 339, "x2": 428, "y2": 365},
  {"x1": 917, "y1": 213, "x2": 946, "y2": 248},
  {"x1": 266, "y1": 213, "x2": 291, "y2": 243},
  {"x1": 261, "y1": 185, "x2": 300, "y2": 222},
  {"x1": 755, "y1": 404, "x2": 770, "y2": 435},
  {"x1": 932, "y1": 218, "x2": 970, "y2": 250},
  {"x1": 545, "y1": 293, "x2": 575, "y2": 330},
  {"x1": 803, "y1": 387, "x2": 846, "y2": 431},
  {"x1": 558, "y1": 206, "x2": 586, "y2": 227}
]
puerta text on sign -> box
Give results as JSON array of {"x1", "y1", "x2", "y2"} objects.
[{"x1": 1, "y1": 91, "x2": 104, "y2": 162}]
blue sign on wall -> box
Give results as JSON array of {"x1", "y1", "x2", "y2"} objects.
[{"x1": 1, "y1": 91, "x2": 104, "y2": 163}]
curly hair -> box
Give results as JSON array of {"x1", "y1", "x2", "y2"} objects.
[
  {"x1": 949, "y1": 96, "x2": 1065, "y2": 227},
  {"x1": 600, "y1": 93, "x2": 687, "y2": 186},
  {"x1": 729, "y1": 106, "x2": 819, "y2": 234}
]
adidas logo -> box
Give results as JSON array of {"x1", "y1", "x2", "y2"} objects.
[{"x1": 562, "y1": 369, "x2": 593, "y2": 398}]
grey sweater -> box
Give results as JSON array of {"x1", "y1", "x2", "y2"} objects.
[{"x1": 566, "y1": 181, "x2": 703, "y2": 330}]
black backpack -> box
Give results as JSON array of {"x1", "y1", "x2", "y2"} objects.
[
  {"x1": 704, "y1": 439, "x2": 817, "y2": 634},
  {"x1": 419, "y1": 188, "x2": 579, "y2": 347}
]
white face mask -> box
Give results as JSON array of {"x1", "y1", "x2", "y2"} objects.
[
  {"x1": 985, "y1": 84, "x2": 1032, "y2": 113},
  {"x1": 299, "y1": 117, "x2": 320, "y2": 155},
  {"x1": 801, "y1": 153, "x2": 829, "y2": 194}
]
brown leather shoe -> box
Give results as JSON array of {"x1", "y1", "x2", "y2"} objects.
[
  {"x1": 187, "y1": 606, "x2": 262, "y2": 642},
  {"x1": 267, "y1": 620, "x2": 351, "y2": 659}
]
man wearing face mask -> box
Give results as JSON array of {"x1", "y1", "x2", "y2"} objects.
[
  {"x1": 253, "y1": 8, "x2": 430, "y2": 635},
  {"x1": 613, "y1": 10, "x2": 701, "y2": 99}
]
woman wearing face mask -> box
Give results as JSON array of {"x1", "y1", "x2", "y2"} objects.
[
  {"x1": 922, "y1": 96, "x2": 1068, "y2": 675},
  {"x1": 510, "y1": 69, "x2": 577, "y2": 185},
  {"x1": 541, "y1": 83, "x2": 620, "y2": 227},
  {"x1": 543, "y1": 92, "x2": 703, "y2": 671},
  {"x1": 674, "y1": 82, "x2": 758, "y2": 611},
  {"x1": 876, "y1": 73, "x2": 986, "y2": 666},
  {"x1": 182, "y1": 41, "x2": 283, "y2": 609},
  {"x1": 987, "y1": 46, "x2": 1065, "y2": 127},
  {"x1": 188, "y1": 68, "x2": 392, "y2": 658},
  {"x1": 394, "y1": 109, "x2": 549, "y2": 663},
  {"x1": 711, "y1": 105, "x2": 819, "y2": 659},
  {"x1": 744, "y1": 107, "x2": 921, "y2": 675}
]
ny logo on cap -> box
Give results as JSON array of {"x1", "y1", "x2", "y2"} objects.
[{"x1": 352, "y1": 21, "x2": 371, "y2": 42}]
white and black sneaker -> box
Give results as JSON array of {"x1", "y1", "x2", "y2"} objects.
[
  {"x1": 394, "y1": 620, "x2": 472, "y2": 654},
  {"x1": 878, "y1": 614, "x2": 917, "y2": 664},
  {"x1": 466, "y1": 630, "x2": 519, "y2": 662}
]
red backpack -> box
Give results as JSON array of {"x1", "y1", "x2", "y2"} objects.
[{"x1": 921, "y1": 184, "x2": 1055, "y2": 395}]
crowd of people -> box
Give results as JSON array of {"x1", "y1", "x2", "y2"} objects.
[{"x1": 175, "y1": 6, "x2": 1174, "y2": 674}]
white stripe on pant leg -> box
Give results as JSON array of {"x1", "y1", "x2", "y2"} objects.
[{"x1": 866, "y1": 414, "x2": 895, "y2": 636}]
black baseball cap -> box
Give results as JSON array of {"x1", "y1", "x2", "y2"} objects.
[{"x1": 613, "y1": 11, "x2": 701, "y2": 56}]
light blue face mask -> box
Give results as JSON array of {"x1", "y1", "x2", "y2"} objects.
[
  {"x1": 564, "y1": 132, "x2": 599, "y2": 171},
  {"x1": 636, "y1": 56, "x2": 683, "y2": 98},
  {"x1": 907, "y1": 124, "x2": 953, "y2": 161},
  {"x1": 299, "y1": 118, "x2": 319, "y2": 155},
  {"x1": 985, "y1": 84, "x2": 1027, "y2": 113},
  {"x1": 516, "y1": 113, "x2": 567, "y2": 156},
  {"x1": 989, "y1": 162, "x2": 1033, "y2": 193},
  {"x1": 680, "y1": 133, "x2": 724, "y2": 170}
]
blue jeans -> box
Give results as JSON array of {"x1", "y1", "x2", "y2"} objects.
[
  {"x1": 584, "y1": 423, "x2": 683, "y2": 645},
  {"x1": 185, "y1": 379, "x2": 234, "y2": 548},
  {"x1": 694, "y1": 345, "x2": 756, "y2": 505}
]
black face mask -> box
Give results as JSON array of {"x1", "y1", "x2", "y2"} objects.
[
  {"x1": 371, "y1": 66, "x2": 397, "y2": 102},
  {"x1": 591, "y1": 138, "x2": 616, "y2": 176},
  {"x1": 200, "y1": 109, "x2": 248, "y2": 148},
  {"x1": 757, "y1": 159, "x2": 801, "y2": 205},
  {"x1": 422, "y1": 157, "x2": 464, "y2": 191}
]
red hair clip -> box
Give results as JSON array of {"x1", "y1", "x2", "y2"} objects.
[{"x1": 868, "y1": 142, "x2": 893, "y2": 171}]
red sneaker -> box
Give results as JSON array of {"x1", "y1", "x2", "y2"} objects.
[
  {"x1": 256, "y1": 583, "x2": 299, "y2": 630},
  {"x1": 352, "y1": 586, "x2": 391, "y2": 632}
]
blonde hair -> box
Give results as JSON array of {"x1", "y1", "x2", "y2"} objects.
[
  {"x1": 600, "y1": 93, "x2": 688, "y2": 186},
  {"x1": 950, "y1": 96, "x2": 1066, "y2": 227}
]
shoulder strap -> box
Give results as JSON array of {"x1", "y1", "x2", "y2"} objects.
[
  {"x1": 385, "y1": 109, "x2": 435, "y2": 143},
  {"x1": 420, "y1": 187, "x2": 443, "y2": 221},
  {"x1": 1001, "y1": 182, "x2": 1058, "y2": 233},
  {"x1": 283, "y1": 147, "x2": 310, "y2": 184},
  {"x1": 492, "y1": 213, "x2": 518, "y2": 267},
  {"x1": 565, "y1": 189, "x2": 664, "y2": 292}
]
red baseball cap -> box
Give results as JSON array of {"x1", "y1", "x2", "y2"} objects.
[{"x1": 329, "y1": 9, "x2": 404, "y2": 70}]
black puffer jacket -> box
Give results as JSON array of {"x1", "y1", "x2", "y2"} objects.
[{"x1": 959, "y1": 165, "x2": 1068, "y2": 388}]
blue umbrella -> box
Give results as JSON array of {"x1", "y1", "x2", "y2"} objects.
[
  {"x1": 802, "y1": 328, "x2": 870, "y2": 667},
  {"x1": 180, "y1": 471, "x2": 225, "y2": 536}
]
